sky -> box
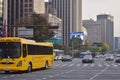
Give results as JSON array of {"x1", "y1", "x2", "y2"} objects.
[
  {"x1": 44, "y1": 0, "x2": 120, "y2": 37},
  {"x1": 83, "y1": 0, "x2": 120, "y2": 37}
]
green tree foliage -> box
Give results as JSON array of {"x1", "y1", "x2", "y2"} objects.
[
  {"x1": 101, "y1": 43, "x2": 109, "y2": 52},
  {"x1": 82, "y1": 41, "x2": 90, "y2": 51},
  {"x1": 31, "y1": 13, "x2": 54, "y2": 41},
  {"x1": 15, "y1": 13, "x2": 54, "y2": 41},
  {"x1": 90, "y1": 42, "x2": 109, "y2": 53},
  {"x1": 69, "y1": 39, "x2": 91, "y2": 52}
]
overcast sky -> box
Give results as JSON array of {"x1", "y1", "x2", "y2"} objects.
[
  {"x1": 83, "y1": 0, "x2": 120, "y2": 37},
  {"x1": 44, "y1": 0, "x2": 120, "y2": 37}
]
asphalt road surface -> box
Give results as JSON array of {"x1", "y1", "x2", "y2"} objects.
[{"x1": 0, "y1": 58, "x2": 120, "y2": 80}]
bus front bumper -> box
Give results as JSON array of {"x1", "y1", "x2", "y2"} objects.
[{"x1": 0, "y1": 67, "x2": 25, "y2": 71}]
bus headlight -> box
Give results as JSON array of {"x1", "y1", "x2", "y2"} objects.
[{"x1": 17, "y1": 61, "x2": 22, "y2": 67}]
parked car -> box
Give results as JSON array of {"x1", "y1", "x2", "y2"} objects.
[
  {"x1": 115, "y1": 56, "x2": 120, "y2": 63},
  {"x1": 95, "y1": 54, "x2": 103, "y2": 58},
  {"x1": 115, "y1": 54, "x2": 120, "y2": 63},
  {"x1": 82, "y1": 55, "x2": 94, "y2": 63},
  {"x1": 61, "y1": 55, "x2": 72, "y2": 62},
  {"x1": 104, "y1": 54, "x2": 114, "y2": 61},
  {"x1": 54, "y1": 56, "x2": 58, "y2": 61}
]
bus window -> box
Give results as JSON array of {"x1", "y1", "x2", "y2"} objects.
[
  {"x1": 23, "y1": 44, "x2": 27, "y2": 57},
  {"x1": 0, "y1": 42, "x2": 21, "y2": 58}
]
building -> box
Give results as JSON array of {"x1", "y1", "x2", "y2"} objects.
[
  {"x1": 0, "y1": 0, "x2": 3, "y2": 37},
  {"x1": 43, "y1": 13, "x2": 62, "y2": 45},
  {"x1": 7, "y1": 0, "x2": 45, "y2": 36},
  {"x1": 114, "y1": 37, "x2": 120, "y2": 50},
  {"x1": 49, "y1": 0, "x2": 83, "y2": 45},
  {"x1": 83, "y1": 14, "x2": 114, "y2": 51},
  {"x1": 83, "y1": 19, "x2": 102, "y2": 44},
  {"x1": 97, "y1": 14, "x2": 114, "y2": 51},
  {"x1": 0, "y1": 0, "x2": 3, "y2": 28}
]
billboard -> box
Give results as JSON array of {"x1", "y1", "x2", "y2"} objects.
[
  {"x1": 17, "y1": 27, "x2": 33, "y2": 37},
  {"x1": 69, "y1": 32, "x2": 84, "y2": 40}
]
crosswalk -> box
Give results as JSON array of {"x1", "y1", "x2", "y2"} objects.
[{"x1": 53, "y1": 61, "x2": 120, "y2": 68}]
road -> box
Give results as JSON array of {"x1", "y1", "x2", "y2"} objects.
[{"x1": 0, "y1": 58, "x2": 120, "y2": 80}]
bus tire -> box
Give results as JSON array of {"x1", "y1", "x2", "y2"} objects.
[
  {"x1": 44, "y1": 61, "x2": 48, "y2": 69},
  {"x1": 27, "y1": 63, "x2": 32, "y2": 72}
]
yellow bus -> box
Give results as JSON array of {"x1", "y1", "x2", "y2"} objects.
[{"x1": 0, "y1": 37, "x2": 54, "y2": 73}]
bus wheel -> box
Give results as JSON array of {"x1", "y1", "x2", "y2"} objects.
[
  {"x1": 27, "y1": 63, "x2": 32, "y2": 72},
  {"x1": 44, "y1": 61, "x2": 48, "y2": 69}
]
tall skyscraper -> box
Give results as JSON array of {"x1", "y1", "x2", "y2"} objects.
[
  {"x1": 49, "y1": 0, "x2": 82, "y2": 45},
  {"x1": 7, "y1": 0, "x2": 45, "y2": 36},
  {"x1": 83, "y1": 19, "x2": 102, "y2": 44},
  {"x1": 0, "y1": 0, "x2": 3, "y2": 37},
  {"x1": 97, "y1": 14, "x2": 114, "y2": 51}
]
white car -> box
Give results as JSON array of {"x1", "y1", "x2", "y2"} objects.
[{"x1": 104, "y1": 54, "x2": 114, "y2": 61}]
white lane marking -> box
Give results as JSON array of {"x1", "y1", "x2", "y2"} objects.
[
  {"x1": 54, "y1": 64, "x2": 61, "y2": 67},
  {"x1": 98, "y1": 64, "x2": 102, "y2": 67},
  {"x1": 76, "y1": 64, "x2": 81, "y2": 67},
  {"x1": 69, "y1": 64, "x2": 74, "y2": 67},
  {"x1": 90, "y1": 65, "x2": 109, "y2": 80},
  {"x1": 104, "y1": 63, "x2": 109, "y2": 67},
  {"x1": 83, "y1": 64, "x2": 88, "y2": 67},
  {"x1": 91, "y1": 64, "x2": 95, "y2": 67},
  {"x1": 42, "y1": 78, "x2": 47, "y2": 80},
  {"x1": 61, "y1": 64, "x2": 68, "y2": 67},
  {"x1": 113, "y1": 64, "x2": 118, "y2": 67}
]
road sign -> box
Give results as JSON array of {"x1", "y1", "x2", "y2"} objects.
[{"x1": 45, "y1": 39, "x2": 62, "y2": 44}]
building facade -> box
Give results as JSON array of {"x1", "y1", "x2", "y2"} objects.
[
  {"x1": 7, "y1": 0, "x2": 45, "y2": 36},
  {"x1": 49, "y1": 0, "x2": 82, "y2": 45},
  {"x1": 83, "y1": 19, "x2": 102, "y2": 44},
  {"x1": 83, "y1": 14, "x2": 114, "y2": 51},
  {"x1": 0, "y1": 0, "x2": 3, "y2": 28},
  {"x1": 114, "y1": 37, "x2": 120, "y2": 50},
  {"x1": 97, "y1": 14, "x2": 114, "y2": 51},
  {"x1": 0, "y1": 0, "x2": 3, "y2": 37}
]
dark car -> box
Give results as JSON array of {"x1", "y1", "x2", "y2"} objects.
[
  {"x1": 82, "y1": 55, "x2": 94, "y2": 63},
  {"x1": 61, "y1": 55, "x2": 72, "y2": 62},
  {"x1": 115, "y1": 54, "x2": 120, "y2": 63},
  {"x1": 115, "y1": 56, "x2": 120, "y2": 63}
]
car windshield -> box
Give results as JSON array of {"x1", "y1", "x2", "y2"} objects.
[
  {"x1": 105, "y1": 54, "x2": 113, "y2": 57},
  {"x1": 83, "y1": 55, "x2": 92, "y2": 59},
  {"x1": 0, "y1": 42, "x2": 21, "y2": 58},
  {"x1": 63, "y1": 55, "x2": 71, "y2": 58}
]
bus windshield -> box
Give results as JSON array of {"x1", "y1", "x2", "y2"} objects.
[{"x1": 0, "y1": 42, "x2": 21, "y2": 58}]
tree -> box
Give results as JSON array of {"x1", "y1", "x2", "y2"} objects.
[
  {"x1": 101, "y1": 43, "x2": 109, "y2": 53},
  {"x1": 15, "y1": 13, "x2": 54, "y2": 41},
  {"x1": 90, "y1": 42, "x2": 109, "y2": 53},
  {"x1": 82, "y1": 40, "x2": 90, "y2": 51}
]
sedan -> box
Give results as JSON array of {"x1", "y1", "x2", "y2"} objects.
[
  {"x1": 61, "y1": 55, "x2": 72, "y2": 62},
  {"x1": 104, "y1": 54, "x2": 114, "y2": 61},
  {"x1": 82, "y1": 55, "x2": 94, "y2": 63},
  {"x1": 115, "y1": 55, "x2": 120, "y2": 63}
]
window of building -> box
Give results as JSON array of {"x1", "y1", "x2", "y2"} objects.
[
  {"x1": 24, "y1": 9, "x2": 28, "y2": 12},
  {"x1": 29, "y1": 4, "x2": 32, "y2": 7},
  {"x1": 25, "y1": 0, "x2": 28, "y2": 3},
  {"x1": 29, "y1": 0, "x2": 32, "y2": 2},
  {"x1": 29, "y1": 8, "x2": 33, "y2": 12},
  {"x1": 25, "y1": 4, "x2": 28, "y2": 7}
]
